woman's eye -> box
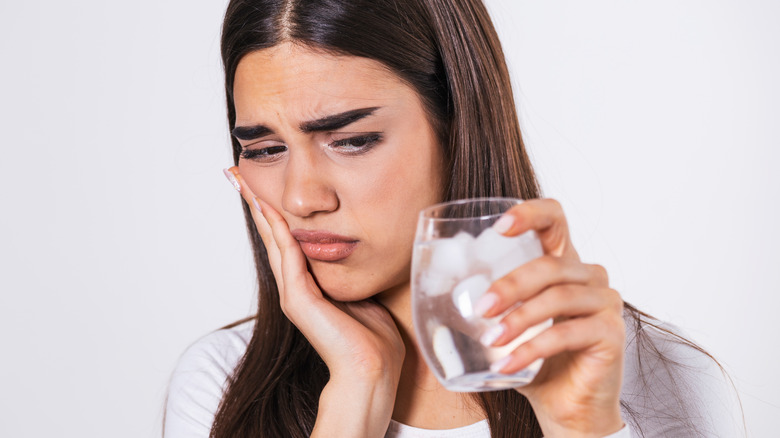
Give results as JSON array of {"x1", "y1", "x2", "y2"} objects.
[
  {"x1": 330, "y1": 133, "x2": 382, "y2": 155},
  {"x1": 240, "y1": 145, "x2": 287, "y2": 161}
]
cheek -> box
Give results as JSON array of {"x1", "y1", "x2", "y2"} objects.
[
  {"x1": 238, "y1": 164, "x2": 285, "y2": 207},
  {"x1": 343, "y1": 151, "x2": 443, "y2": 252}
]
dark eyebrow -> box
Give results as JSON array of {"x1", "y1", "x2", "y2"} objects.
[
  {"x1": 299, "y1": 107, "x2": 380, "y2": 133},
  {"x1": 231, "y1": 124, "x2": 272, "y2": 141},
  {"x1": 231, "y1": 107, "x2": 381, "y2": 142}
]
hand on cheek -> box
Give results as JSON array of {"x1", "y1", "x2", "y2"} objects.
[{"x1": 222, "y1": 165, "x2": 405, "y2": 394}]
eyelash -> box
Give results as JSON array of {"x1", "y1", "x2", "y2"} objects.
[
  {"x1": 239, "y1": 146, "x2": 286, "y2": 161},
  {"x1": 239, "y1": 133, "x2": 383, "y2": 161},
  {"x1": 330, "y1": 133, "x2": 382, "y2": 154}
]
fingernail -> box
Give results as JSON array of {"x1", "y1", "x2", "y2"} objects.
[
  {"x1": 492, "y1": 214, "x2": 514, "y2": 234},
  {"x1": 474, "y1": 292, "x2": 498, "y2": 317},
  {"x1": 480, "y1": 323, "x2": 506, "y2": 347},
  {"x1": 223, "y1": 168, "x2": 240, "y2": 193},
  {"x1": 252, "y1": 197, "x2": 262, "y2": 213},
  {"x1": 490, "y1": 355, "x2": 512, "y2": 373}
]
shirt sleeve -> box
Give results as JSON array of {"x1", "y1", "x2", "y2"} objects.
[
  {"x1": 605, "y1": 424, "x2": 632, "y2": 438},
  {"x1": 163, "y1": 325, "x2": 252, "y2": 438}
]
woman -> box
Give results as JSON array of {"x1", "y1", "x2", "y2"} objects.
[{"x1": 165, "y1": 0, "x2": 742, "y2": 436}]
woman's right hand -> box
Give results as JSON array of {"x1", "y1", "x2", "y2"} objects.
[{"x1": 225, "y1": 167, "x2": 405, "y2": 437}]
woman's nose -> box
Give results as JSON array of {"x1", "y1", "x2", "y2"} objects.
[{"x1": 281, "y1": 151, "x2": 339, "y2": 218}]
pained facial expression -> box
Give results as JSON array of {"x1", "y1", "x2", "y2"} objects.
[{"x1": 233, "y1": 43, "x2": 445, "y2": 301}]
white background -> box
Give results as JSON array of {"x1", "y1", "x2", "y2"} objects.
[{"x1": 0, "y1": 0, "x2": 777, "y2": 436}]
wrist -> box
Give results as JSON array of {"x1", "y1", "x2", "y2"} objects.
[
  {"x1": 312, "y1": 374, "x2": 399, "y2": 438},
  {"x1": 535, "y1": 405, "x2": 624, "y2": 438}
]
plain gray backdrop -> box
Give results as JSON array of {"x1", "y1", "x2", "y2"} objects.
[{"x1": 1, "y1": 0, "x2": 777, "y2": 436}]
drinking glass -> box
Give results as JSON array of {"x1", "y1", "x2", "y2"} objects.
[{"x1": 411, "y1": 197, "x2": 552, "y2": 392}]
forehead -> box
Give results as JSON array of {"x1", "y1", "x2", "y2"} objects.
[{"x1": 232, "y1": 43, "x2": 413, "y2": 125}]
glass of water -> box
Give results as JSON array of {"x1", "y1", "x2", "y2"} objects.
[{"x1": 411, "y1": 197, "x2": 552, "y2": 392}]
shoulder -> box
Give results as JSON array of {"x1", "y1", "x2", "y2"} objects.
[
  {"x1": 620, "y1": 310, "x2": 744, "y2": 437},
  {"x1": 164, "y1": 319, "x2": 255, "y2": 437}
]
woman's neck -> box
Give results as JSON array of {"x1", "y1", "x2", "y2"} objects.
[{"x1": 376, "y1": 284, "x2": 486, "y2": 429}]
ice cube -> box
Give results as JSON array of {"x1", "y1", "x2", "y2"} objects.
[
  {"x1": 418, "y1": 271, "x2": 456, "y2": 296},
  {"x1": 428, "y1": 233, "x2": 474, "y2": 279},
  {"x1": 432, "y1": 325, "x2": 465, "y2": 379},
  {"x1": 452, "y1": 231, "x2": 476, "y2": 248},
  {"x1": 474, "y1": 227, "x2": 522, "y2": 265},
  {"x1": 490, "y1": 231, "x2": 544, "y2": 281},
  {"x1": 517, "y1": 229, "x2": 544, "y2": 252},
  {"x1": 452, "y1": 274, "x2": 491, "y2": 318}
]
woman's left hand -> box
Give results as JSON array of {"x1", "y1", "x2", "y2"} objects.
[{"x1": 478, "y1": 198, "x2": 626, "y2": 437}]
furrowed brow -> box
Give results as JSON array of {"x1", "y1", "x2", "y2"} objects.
[
  {"x1": 299, "y1": 107, "x2": 380, "y2": 133},
  {"x1": 231, "y1": 124, "x2": 273, "y2": 141},
  {"x1": 231, "y1": 107, "x2": 380, "y2": 141}
]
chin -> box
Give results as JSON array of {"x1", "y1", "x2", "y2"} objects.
[
  {"x1": 317, "y1": 282, "x2": 377, "y2": 302},
  {"x1": 307, "y1": 254, "x2": 412, "y2": 302},
  {"x1": 309, "y1": 265, "x2": 401, "y2": 303}
]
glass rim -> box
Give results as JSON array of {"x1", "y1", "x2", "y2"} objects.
[{"x1": 418, "y1": 197, "x2": 524, "y2": 222}]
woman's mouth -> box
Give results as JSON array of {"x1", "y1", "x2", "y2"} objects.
[{"x1": 290, "y1": 230, "x2": 359, "y2": 262}]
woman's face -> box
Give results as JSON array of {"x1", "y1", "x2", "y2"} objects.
[{"x1": 233, "y1": 43, "x2": 446, "y2": 302}]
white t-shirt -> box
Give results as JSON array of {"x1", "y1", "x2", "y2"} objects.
[{"x1": 164, "y1": 312, "x2": 743, "y2": 437}]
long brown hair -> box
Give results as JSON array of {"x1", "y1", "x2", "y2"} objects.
[{"x1": 210, "y1": 1, "x2": 733, "y2": 437}]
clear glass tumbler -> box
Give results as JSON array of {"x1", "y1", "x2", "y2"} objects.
[{"x1": 411, "y1": 197, "x2": 552, "y2": 392}]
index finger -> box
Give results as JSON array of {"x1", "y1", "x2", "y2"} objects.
[
  {"x1": 224, "y1": 166, "x2": 283, "y2": 283},
  {"x1": 493, "y1": 198, "x2": 578, "y2": 260},
  {"x1": 224, "y1": 167, "x2": 269, "y2": 237}
]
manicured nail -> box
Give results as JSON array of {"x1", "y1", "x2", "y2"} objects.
[
  {"x1": 490, "y1": 356, "x2": 512, "y2": 373},
  {"x1": 492, "y1": 214, "x2": 514, "y2": 234},
  {"x1": 474, "y1": 292, "x2": 498, "y2": 317},
  {"x1": 223, "y1": 168, "x2": 240, "y2": 192},
  {"x1": 252, "y1": 197, "x2": 262, "y2": 213},
  {"x1": 480, "y1": 323, "x2": 506, "y2": 347}
]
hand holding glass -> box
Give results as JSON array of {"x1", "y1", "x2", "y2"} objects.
[{"x1": 411, "y1": 198, "x2": 552, "y2": 392}]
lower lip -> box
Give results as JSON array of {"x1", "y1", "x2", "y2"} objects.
[{"x1": 298, "y1": 241, "x2": 358, "y2": 262}]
